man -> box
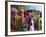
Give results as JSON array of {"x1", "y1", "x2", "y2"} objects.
[
  {"x1": 36, "y1": 13, "x2": 40, "y2": 30},
  {"x1": 27, "y1": 10, "x2": 34, "y2": 31},
  {"x1": 21, "y1": 9, "x2": 28, "y2": 31},
  {"x1": 11, "y1": 7, "x2": 19, "y2": 31},
  {"x1": 18, "y1": 10, "x2": 22, "y2": 31}
]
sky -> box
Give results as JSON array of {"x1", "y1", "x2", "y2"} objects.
[{"x1": 27, "y1": 5, "x2": 42, "y2": 12}]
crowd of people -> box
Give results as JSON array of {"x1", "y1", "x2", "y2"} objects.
[{"x1": 11, "y1": 7, "x2": 42, "y2": 32}]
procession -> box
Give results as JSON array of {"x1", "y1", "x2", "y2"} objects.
[{"x1": 11, "y1": 6, "x2": 42, "y2": 32}]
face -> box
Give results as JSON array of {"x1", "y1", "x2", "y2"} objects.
[
  {"x1": 21, "y1": 9, "x2": 25, "y2": 14},
  {"x1": 37, "y1": 13, "x2": 40, "y2": 17},
  {"x1": 18, "y1": 10, "x2": 22, "y2": 16},
  {"x1": 11, "y1": 7, "x2": 16, "y2": 12},
  {"x1": 29, "y1": 12, "x2": 32, "y2": 16},
  {"x1": 11, "y1": 7, "x2": 18, "y2": 14},
  {"x1": 15, "y1": 8, "x2": 18, "y2": 14}
]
